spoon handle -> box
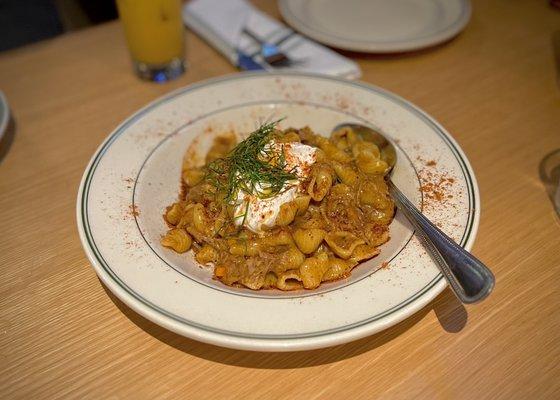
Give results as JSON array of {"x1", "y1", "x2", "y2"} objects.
[{"x1": 387, "y1": 180, "x2": 495, "y2": 304}]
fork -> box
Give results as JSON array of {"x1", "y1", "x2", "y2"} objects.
[{"x1": 243, "y1": 28, "x2": 295, "y2": 67}]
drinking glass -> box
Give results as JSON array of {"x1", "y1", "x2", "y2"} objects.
[{"x1": 116, "y1": 0, "x2": 186, "y2": 82}]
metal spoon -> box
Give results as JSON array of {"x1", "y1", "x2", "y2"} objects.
[{"x1": 333, "y1": 123, "x2": 495, "y2": 304}]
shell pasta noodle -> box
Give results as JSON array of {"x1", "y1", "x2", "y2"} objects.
[{"x1": 161, "y1": 122, "x2": 395, "y2": 290}]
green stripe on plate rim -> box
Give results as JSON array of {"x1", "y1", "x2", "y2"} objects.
[{"x1": 79, "y1": 72, "x2": 477, "y2": 340}]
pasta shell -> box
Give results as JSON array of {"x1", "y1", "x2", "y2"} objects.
[
  {"x1": 228, "y1": 238, "x2": 260, "y2": 257},
  {"x1": 324, "y1": 231, "x2": 365, "y2": 259},
  {"x1": 299, "y1": 253, "x2": 329, "y2": 289},
  {"x1": 277, "y1": 201, "x2": 298, "y2": 226},
  {"x1": 308, "y1": 164, "x2": 334, "y2": 201},
  {"x1": 165, "y1": 202, "x2": 184, "y2": 226},
  {"x1": 161, "y1": 229, "x2": 192, "y2": 253},
  {"x1": 260, "y1": 231, "x2": 294, "y2": 251},
  {"x1": 356, "y1": 152, "x2": 388, "y2": 175},
  {"x1": 293, "y1": 228, "x2": 326, "y2": 254},
  {"x1": 351, "y1": 244, "x2": 380, "y2": 263},
  {"x1": 195, "y1": 244, "x2": 218, "y2": 265},
  {"x1": 263, "y1": 272, "x2": 278, "y2": 288},
  {"x1": 332, "y1": 163, "x2": 358, "y2": 186},
  {"x1": 277, "y1": 270, "x2": 304, "y2": 291},
  {"x1": 322, "y1": 257, "x2": 356, "y2": 281},
  {"x1": 293, "y1": 195, "x2": 311, "y2": 216},
  {"x1": 351, "y1": 141, "x2": 380, "y2": 160}
]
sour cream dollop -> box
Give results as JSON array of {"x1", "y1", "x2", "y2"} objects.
[{"x1": 233, "y1": 141, "x2": 317, "y2": 233}]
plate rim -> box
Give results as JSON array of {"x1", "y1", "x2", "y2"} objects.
[
  {"x1": 278, "y1": 0, "x2": 472, "y2": 53},
  {"x1": 0, "y1": 91, "x2": 9, "y2": 143},
  {"x1": 76, "y1": 72, "x2": 480, "y2": 351}
]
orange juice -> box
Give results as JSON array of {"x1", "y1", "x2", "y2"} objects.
[{"x1": 116, "y1": 0, "x2": 185, "y2": 80}]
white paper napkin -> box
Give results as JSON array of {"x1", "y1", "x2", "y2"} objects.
[{"x1": 183, "y1": 0, "x2": 361, "y2": 79}]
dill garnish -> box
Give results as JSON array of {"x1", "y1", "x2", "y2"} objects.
[{"x1": 205, "y1": 120, "x2": 297, "y2": 206}]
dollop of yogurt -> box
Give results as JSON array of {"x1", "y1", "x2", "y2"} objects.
[{"x1": 233, "y1": 141, "x2": 317, "y2": 233}]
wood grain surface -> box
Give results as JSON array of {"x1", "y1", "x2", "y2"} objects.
[{"x1": 1, "y1": 1, "x2": 559, "y2": 399}]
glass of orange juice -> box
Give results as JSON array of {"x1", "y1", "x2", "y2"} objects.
[{"x1": 116, "y1": 0, "x2": 186, "y2": 82}]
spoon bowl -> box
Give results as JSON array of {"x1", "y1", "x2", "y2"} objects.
[{"x1": 333, "y1": 123, "x2": 397, "y2": 173}]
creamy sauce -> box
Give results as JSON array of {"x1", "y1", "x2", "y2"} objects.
[{"x1": 233, "y1": 141, "x2": 317, "y2": 233}]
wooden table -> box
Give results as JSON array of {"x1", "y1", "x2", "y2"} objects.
[{"x1": 1, "y1": 1, "x2": 559, "y2": 398}]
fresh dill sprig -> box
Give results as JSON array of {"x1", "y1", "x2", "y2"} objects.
[{"x1": 205, "y1": 120, "x2": 297, "y2": 206}]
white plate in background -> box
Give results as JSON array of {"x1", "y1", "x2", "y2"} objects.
[{"x1": 279, "y1": 0, "x2": 471, "y2": 53}]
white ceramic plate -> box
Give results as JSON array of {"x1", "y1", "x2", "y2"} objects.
[
  {"x1": 77, "y1": 73, "x2": 479, "y2": 351},
  {"x1": 279, "y1": 0, "x2": 471, "y2": 53},
  {"x1": 0, "y1": 91, "x2": 9, "y2": 142}
]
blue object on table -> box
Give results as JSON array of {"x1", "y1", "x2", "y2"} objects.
[
  {"x1": 261, "y1": 43, "x2": 279, "y2": 58},
  {"x1": 236, "y1": 51, "x2": 265, "y2": 71}
]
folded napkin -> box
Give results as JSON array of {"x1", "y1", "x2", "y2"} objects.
[{"x1": 183, "y1": 0, "x2": 361, "y2": 79}]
